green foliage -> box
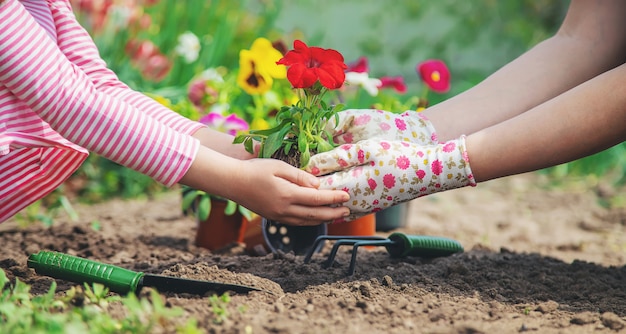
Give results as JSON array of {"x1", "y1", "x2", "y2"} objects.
[
  {"x1": 12, "y1": 190, "x2": 78, "y2": 228},
  {"x1": 540, "y1": 142, "x2": 626, "y2": 191},
  {"x1": 208, "y1": 293, "x2": 231, "y2": 324},
  {"x1": 181, "y1": 187, "x2": 253, "y2": 222},
  {"x1": 70, "y1": 155, "x2": 167, "y2": 203},
  {"x1": 0, "y1": 269, "x2": 198, "y2": 333}
]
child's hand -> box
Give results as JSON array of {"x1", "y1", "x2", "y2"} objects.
[{"x1": 231, "y1": 158, "x2": 350, "y2": 226}]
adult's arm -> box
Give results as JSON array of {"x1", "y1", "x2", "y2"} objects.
[
  {"x1": 467, "y1": 63, "x2": 626, "y2": 182},
  {"x1": 424, "y1": 0, "x2": 626, "y2": 141}
]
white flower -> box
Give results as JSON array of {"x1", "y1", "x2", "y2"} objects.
[
  {"x1": 209, "y1": 102, "x2": 230, "y2": 115},
  {"x1": 199, "y1": 68, "x2": 225, "y2": 83},
  {"x1": 175, "y1": 31, "x2": 201, "y2": 63},
  {"x1": 345, "y1": 71, "x2": 382, "y2": 96}
]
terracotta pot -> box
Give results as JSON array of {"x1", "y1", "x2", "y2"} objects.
[
  {"x1": 240, "y1": 215, "x2": 270, "y2": 256},
  {"x1": 194, "y1": 199, "x2": 244, "y2": 251},
  {"x1": 327, "y1": 213, "x2": 376, "y2": 237}
]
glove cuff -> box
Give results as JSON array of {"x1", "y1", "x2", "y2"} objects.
[{"x1": 458, "y1": 135, "x2": 477, "y2": 187}]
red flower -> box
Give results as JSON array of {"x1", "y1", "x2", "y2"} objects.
[
  {"x1": 276, "y1": 40, "x2": 347, "y2": 90},
  {"x1": 346, "y1": 56, "x2": 369, "y2": 73},
  {"x1": 378, "y1": 76, "x2": 407, "y2": 94},
  {"x1": 417, "y1": 59, "x2": 450, "y2": 93}
]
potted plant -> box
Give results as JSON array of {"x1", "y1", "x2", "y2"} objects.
[
  {"x1": 181, "y1": 186, "x2": 255, "y2": 251},
  {"x1": 234, "y1": 40, "x2": 376, "y2": 254}
]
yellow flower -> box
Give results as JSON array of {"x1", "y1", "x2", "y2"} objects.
[
  {"x1": 250, "y1": 117, "x2": 271, "y2": 131},
  {"x1": 237, "y1": 38, "x2": 286, "y2": 95}
]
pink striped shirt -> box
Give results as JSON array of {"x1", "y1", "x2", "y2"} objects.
[{"x1": 0, "y1": 0, "x2": 204, "y2": 222}]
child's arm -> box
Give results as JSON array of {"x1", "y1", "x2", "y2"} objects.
[{"x1": 0, "y1": 0, "x2": 198, "y2": 186}]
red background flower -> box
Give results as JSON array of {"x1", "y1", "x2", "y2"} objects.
[{"x1": 417, "y1": 59, "x2": 450, "y2": 93}]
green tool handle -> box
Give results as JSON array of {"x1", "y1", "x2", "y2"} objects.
[
  {"x1": 386, "y1": 233, "x2": 464, "y2": 258},
  {"x1": 27, "y1": 251, "x2": 143, "y2": 295}
]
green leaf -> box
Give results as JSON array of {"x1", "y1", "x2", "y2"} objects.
[
  {"x1": 243, "y1": 137, "x2": 254, "y2": 154},
  {"x1": 197, "y1": 196, "x2": 211, "y2": 221},
  {"x1": 181, "y1": 189, "x2": 202, "y2": 211},
  {"x1": 238, "y1": 206, "x2": 253, "y2": 221},
  {"x1": 297, "y1": 135, "x2": 308, "y2": 155},
  {"x1": 232, "y1": 135, "x2": 246, "y2": 144},
  {"x1": 224, "y1": 200, "x2": 237, "y2": 216},
  {"x1": 300, "y1": 149, "x2": 311, "y2": 168},
  {"x1": 262, "y1": 125, "x2": 292, "y2": 158}
]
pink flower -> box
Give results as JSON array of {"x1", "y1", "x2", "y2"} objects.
[
  {"x1": 378, "y1": 76, "x2": 407, "y2": 94},
  {"x1": 188, "y1": 78, "x2": 219, "y2": 108},
  {"x1": 396, "y1": 155, "x2": 410, "y2": 170},
  {"x1": 346, "y1": 56, "x2": 369, "y2": 73},
  {"x1": 380, "y1": 123, "x2": 391, "y2": 131},
  {"x1": 354, "y1": 114, "x2": 372, "y2": 125},
  {"x1": 199, "y1": 112, "x2": 249, "y2": 136},
  {"x1": 386, "y1": 196, "x2": 393, "y2": 201},
  {"x1": 431, "y1": 132, "x2": 438, "y2": 143},
  {"x1": 431, "y1": 160, "x2": 443, "y2": 175},
  {"x1": 310, "y1": 166, "x2": 320, "y2": 175},
  {"x1": 338, "y1": 159, "x2": 348, "y2": 167},
  {"x1": 416, "y1": 150, "x2": 424, "y2": 158},
  {"x1": 351, "y1": 166, "x2": 364, "y2": 177},
  {"x1": 416, "y1": 169, "x2": 426, "y2": 179},
  {"x1": 342, "y1": 132, "x2": 354, "y2": 143},
  {"x1": 357, "y1": 149, "x2": 365, "y2": 163},
  {"x1": 442, "y1": 141, "x2": 456, "y2": 153},
  {"x1": 141, "y1": 54, "x2": 172, "y2": 82},
  {"x1": 383, "y1": 174, "x2": 396, "y2": 188},
  {"x1": 368, "y1": 178, "x2": 377, "y2": 191},
  {"x1": 395, "y1": 118, "x2": 407, "y2": 131},
  {"x1": 380, "y1": 141, "x2": 390, "y2": 150},
  {"x1": 372, "y1": 199, "x2": 379, "y2": 206}
]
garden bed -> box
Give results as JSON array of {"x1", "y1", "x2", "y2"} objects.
[{"x1": 2, "y1": 172, "x2": 626, "y2": 333}]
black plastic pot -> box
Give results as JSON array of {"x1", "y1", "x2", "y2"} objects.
[
  {"x1": 262, "y1": 218, "x2": 327, "y2": 256},
  {"x1": 375, "y1": 203, "x2": 409, "y2": 232}
]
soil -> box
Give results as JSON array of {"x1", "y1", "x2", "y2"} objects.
[{"x1": 2, "y1": 172, "x2": 626, "y2": 333}]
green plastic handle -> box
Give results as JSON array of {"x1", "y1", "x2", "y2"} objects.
[
  {"x1": 385, "y1": 233, "x2": 464, "y2": 258},
  {"x1": 27, "y1": 251, "x2": 143, "y2": 295}
]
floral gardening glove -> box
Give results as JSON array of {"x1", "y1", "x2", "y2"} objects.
[
  {"x1": 325, "y1": 109, "x2": 439, "y2": 145},
  {"x1": 306, "y1": 136, "x2": 477, "y2": 222}
]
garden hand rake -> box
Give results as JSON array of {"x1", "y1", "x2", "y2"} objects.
[{"x1": 303, "y1": 232, "x2": 464, "y2": 275}]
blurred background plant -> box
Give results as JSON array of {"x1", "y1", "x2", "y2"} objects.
[{"x1": 20, "y1": 0, "x2": 625, "y2": 223}]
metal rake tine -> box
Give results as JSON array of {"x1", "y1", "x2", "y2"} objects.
[
  {"x1": 324, "y1": 236, "x2": 386, "y2": 268},
  {"x1": 303, "y1": 235, "x2": 355, "y2": 263},
  {"x1": 347, "y1": 240, "x2": 394, "y2": 276}
]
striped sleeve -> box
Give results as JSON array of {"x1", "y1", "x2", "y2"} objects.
[
  {"x1": 0, "y1": 0, "x2": 199, "y2": 186},
  {"x1": 52, "y1": 0, "x2": 204, "y2": 135}
]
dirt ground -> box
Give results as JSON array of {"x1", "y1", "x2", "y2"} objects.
[{"x1": 2, "y1": 172, "x2": 626, "y2": 333}]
